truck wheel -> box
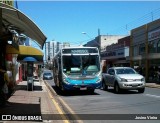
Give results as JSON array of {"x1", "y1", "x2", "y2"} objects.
[
  {"x1": 114, "y1": 83, "x2": 121, "y2": 94},
  {"x1": 102, "y1": 80, "x2": 108, "y2": 91},
  {"x1": 138, "y1": 88, "x2": 145, "y2": 93}
]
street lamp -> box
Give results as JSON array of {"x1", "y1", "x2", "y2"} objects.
[
  {"x1": 81, "y1": 32, "x2": 93, "y2": 46},
  {"x1": 82, "y1": 32, "x2": 92, "y2": 39},
  {"x1": 82, "y1": 31, "x2": 101, "y2": 49}
]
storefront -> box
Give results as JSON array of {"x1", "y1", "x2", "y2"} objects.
[
  {"x1": 17, "y1": 45, "x2": 44, "y2": 81},
  {"x1": 101, "y1": 36, "x2": 130, "y2": 72},
  {"x1": 1, "y1": 2, "x2": 46, "y2": 87},
  {"x1": 130, "y1": 18, "x2": 160, "y2": 83}
]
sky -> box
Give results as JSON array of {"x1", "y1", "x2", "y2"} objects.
[{"x1": 17, "y1": 1, "x2": 160, "y2": 50}]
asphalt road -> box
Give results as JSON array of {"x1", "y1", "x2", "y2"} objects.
[{"x1": 47, "y1": 80, "x2": 160, "y2": 123}]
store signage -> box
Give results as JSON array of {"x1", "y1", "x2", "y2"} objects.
[
  {"x1": 148, "y1": 29, "x2": 160, "y2": 42},
  {"x1": 12, "y1": 33, "x2": 19, "y2": 50},
  {"x1": 101, "y1": 51, "x2": 124, "y2": 57},
  {"x1": 1, "y1": 0, "x2": 14, "y2": 6}
]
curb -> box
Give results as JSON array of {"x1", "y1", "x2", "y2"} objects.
[
  {"x1": 43, "y1": 80, "x2": 83, "y2": 123},
  {"x1": 43, "y1": 80, "x2": 72, "y2": 122},
  {"x1": 145, "y1": 85, "x2": 160, "y2": 89}
]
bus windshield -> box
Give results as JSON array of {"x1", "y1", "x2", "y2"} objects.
[{"x1": 62, "y1": 55, "x2": 100, "y2": 76}]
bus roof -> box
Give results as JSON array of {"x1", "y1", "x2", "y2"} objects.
[{"x1": 53, "y1": 46, "x2": 99, "y2": 60}]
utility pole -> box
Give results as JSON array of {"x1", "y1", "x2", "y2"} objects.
[
  {"x1": 15, "y1": 0, "x2": 18, "y2": 9},
  {"x1": 98, "y1": 28, "x2": 101, "y2": 51},
  {"x1": 45, "y1": 42, "x2": 49, "y2": 64},
  {"x1": 98, "y1": 28, "x2": 100, "y2": 36}
]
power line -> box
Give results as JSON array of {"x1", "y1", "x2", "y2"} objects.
[{"x1": 108, "y1": 8, "x2": 160, "y2": 35}]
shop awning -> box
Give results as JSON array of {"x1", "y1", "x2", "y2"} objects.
[
  {"x1": 19, "y1": 45, "x2": 43, "y2": 56},
  {"x1": 1, "y1": 3, "x2": 47, "y2": 49},
  {"x1": 23, "y1": 57, "x2": 38, "y2": 62},
  {"x1": 6, "y1": 44, "x2": 19, "y2": 54},
  {"x1": 17, "y1": 45, "x2": 44, "y2": 62}
]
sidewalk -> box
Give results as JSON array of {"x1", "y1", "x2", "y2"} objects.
[
  {"x1": 146, "y1": 82, "x2": 160, "y2": 89},
  {"x1": 0, "y1": 79, "x2": 64, "y2": 123},
  {"x1": 0, "y1": 79, "x2": 160, "y2": 122}
]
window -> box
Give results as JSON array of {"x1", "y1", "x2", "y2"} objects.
[
  {"x1": 53, "y1": 58, "x2": 59, "y2": 74},
  {"x1": 108, "y1": 69, "x2": 115, "y2": 75},
  {"x1": 133, "y1": 45, "x2": 139, "y2": 56},
  {"x1": 116, "y1": 68, "x2": 136, "y2": 74},
  {"x1": 62, "y1": 55, "x2": 100, "y2": 76},
  {"x1": 139, "y1": 43, "x2": 145, "y2": 55},
  {"x1": 157, "y1": 40, "x2": 160, "y2": 53},
  {"x1": 149, "y1": 41, "x2": 156, "y2": 53}
]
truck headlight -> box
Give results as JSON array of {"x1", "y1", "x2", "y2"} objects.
[
  {"x1": 120, "y1": 78, "x2": 128, "y2": 82},
  {"x1": 141, "y1": 78, "x2": 145, "y2": 82}
]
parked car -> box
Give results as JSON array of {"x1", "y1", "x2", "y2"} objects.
[
  {"x1": 43, "y1": 72, "x2": 53, "y2": 80},
  {"x1": 102, "y1": 67, "x2": 145, "y2": 93}
]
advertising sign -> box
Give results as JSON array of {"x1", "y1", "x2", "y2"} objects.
[
  {"x1": 12, "y1": 33, "x2": 19, "y2": 50},
  {"x1": 1, "y1": 0, "x2": 14, "y2": 6},
  {"x1": 148, "y1": 28, "x2": 160, "y2": 42}
]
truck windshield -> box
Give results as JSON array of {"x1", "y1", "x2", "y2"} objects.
[
  {"x1": 116, "y1": 68, "x2": 136, "y2": 74},
  {"x1": 62, "y1": 55, "x2": 100, "y2": 76}
]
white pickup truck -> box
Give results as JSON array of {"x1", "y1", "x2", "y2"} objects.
[{"x1": 102, "y1": 67, "x2": 145, "y2": 93}]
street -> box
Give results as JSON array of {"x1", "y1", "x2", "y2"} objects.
[
  {"x1": 2, "y1": 1, "x2": 160, "y2": 123},
  {"x1": 46, "y1": 79, "x2": 160, "y2": 123}
]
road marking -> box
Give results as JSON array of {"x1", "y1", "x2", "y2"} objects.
[
  {"x1": 145, "y1": 94, "x2": 160, "y2": 98},
  {"x1": 50, "y1": 86, "x2": 83, "y2": 123},
  {"x1": 47, "y1": 87, "x2": 70, "y2": 123},
  {"x1": 58, "y1": 96, "x2": 83, "y2": 123},
  {"x1": 45, "y1": 80, "x2": 83, "y2": 123}
]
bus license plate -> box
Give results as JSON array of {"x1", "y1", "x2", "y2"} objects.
[
  {"x1": 132, "y1": 84, "x2": 138, "y2": 87},
  {"x1": 80, "y1": 87, "x2": 87, "y2": 90}
]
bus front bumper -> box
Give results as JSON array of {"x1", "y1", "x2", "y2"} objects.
[{"x1": 63, "y1": 82, "x2": 102, "y2": 90}]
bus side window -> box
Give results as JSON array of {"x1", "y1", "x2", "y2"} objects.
[
  {"x1": 54, "y1": 58, "x2": 59, "y2": 75},
  {"x1": 58, "y1": 57, "x2": 61, "y2": 72}
]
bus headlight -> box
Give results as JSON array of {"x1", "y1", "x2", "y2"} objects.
[
  {"x1": 63, "y1": 79, "x2": 70, "y2": 85},
  {"x1": 96, "y1": 72, "x2": 102, "y2": 83},
  {"x1": 96, "y1": 78, "x2": 101, "y2": 83}
]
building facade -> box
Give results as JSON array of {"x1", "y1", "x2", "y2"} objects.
[
  {"x1": 101, "y1": 36, "x2": 130, "y2": 72},
  {"x1": 85, "y1": 35, "x2": 125, "y2": 52},
  {"x1": 45, "y1": 41, "x2": 71, "y2": 62},
  {"x1": 1, "y1": 1, "x2": 46, "y2": 100},
  {"x1": 130, "y1": 19, "x2": 160, "y2": 82},
  {"x1": 46, "y1": 41, "x2": 54, "y2": 62}
]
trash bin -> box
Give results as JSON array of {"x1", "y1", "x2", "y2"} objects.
[{"x1": 27, "y1": 77, "x2": 34, "y2": 91}]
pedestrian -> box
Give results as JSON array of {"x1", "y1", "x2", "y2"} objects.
[
  {"x1": 0, "y1": 66, "x2": 10, "y2": 107},
  {"x1": 7, "y1": 70, "x2": 14, "y2": 97},
  {"x1": 157, "y1": 68, "x2": 160, "y2": 83}
]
